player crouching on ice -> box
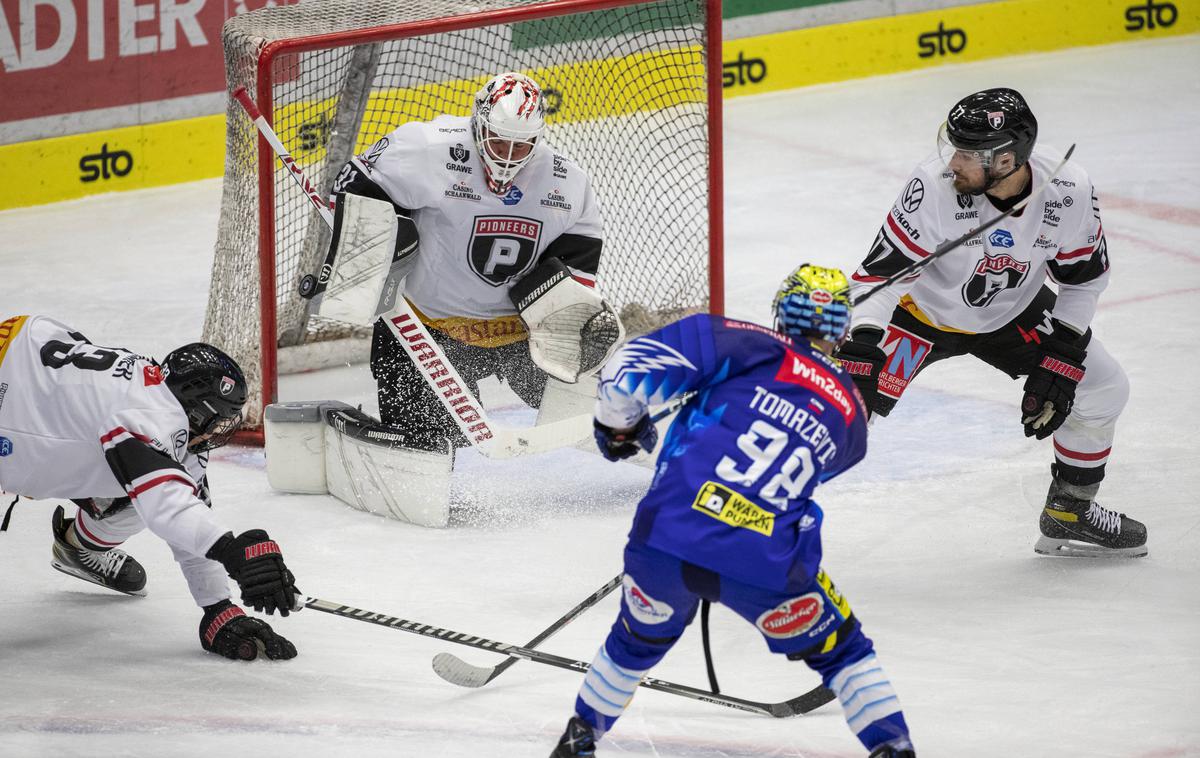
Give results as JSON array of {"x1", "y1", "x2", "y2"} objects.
[
  {"x1": 0, "y1": 315, "x2": 301, "y2": 661},
  {"x1": 550, "y1": 267, "x2": 915, "y2": 757}
]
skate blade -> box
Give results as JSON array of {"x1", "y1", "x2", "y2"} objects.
[
  {"x1": 1034, "y1": 536, "x2": 1148, "y2": 559},
  {"x1": 51, "y1": 560, "x2": 148, "y2": 597}
]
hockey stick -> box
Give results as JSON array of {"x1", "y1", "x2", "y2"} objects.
[
  {"x1": 304, "y1": 594, "x2": 835, "y2": 717},
  {"x1": 233, "y1": 87, "x2": 597, "y2": 459},
  {"x1": 853, "y1": 144, "x2": 1076, "y2": 306},
  {"x1": 432, "y1": 574, "x2": 622, "y2": 688},
  {"x1": 428, "y1": 397, "x2": 699, "y2": 685}
]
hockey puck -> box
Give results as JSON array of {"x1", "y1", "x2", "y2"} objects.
[{"x1": 298, "y1": 274, "x2": 317, "y2": 299}]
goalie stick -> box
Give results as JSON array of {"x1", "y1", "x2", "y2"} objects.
[
  {"x1": 233, "y1": 87, "x2": 598, "y2": 459},
  {"x1": 853, "y1": 144, "x2": 1076, "y2": 306},
  {"x1": 304, "y1": 594, "x2": 835, "y2": 718}
]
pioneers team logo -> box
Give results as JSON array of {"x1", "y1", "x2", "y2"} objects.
[
  {"x1": 987, "y1": 110, "x2": 1006, "y2": 129},
  {"x1": 219, "y1": 376, "x2": 236, "y2": 396},
  {"x1": 468, "y1": 215, "x2": 543, "y2": 287},
  {"x1": 962, "y1": 253, "x2": 1030, "y2": 308}
]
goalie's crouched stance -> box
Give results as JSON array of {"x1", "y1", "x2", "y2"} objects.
[{"x1": 372, "y1": 256, "x2": 622, "y2": 450}]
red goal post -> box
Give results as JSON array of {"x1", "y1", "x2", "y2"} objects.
[{"x1": 205, "y1": 0, "x2": 724, "y2": 443}]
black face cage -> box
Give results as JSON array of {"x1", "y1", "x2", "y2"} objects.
[{"x1": 189, "y1": 411, "x2": 244, "y2": 453}]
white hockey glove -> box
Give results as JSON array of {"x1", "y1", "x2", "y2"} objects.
[{"x1": 510, "y1": 258, "x2": 624, "y2": 384}]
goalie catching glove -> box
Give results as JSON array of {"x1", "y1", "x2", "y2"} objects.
[{"x1": 510, "y1": 257, "x2": 624, "y2": 384}]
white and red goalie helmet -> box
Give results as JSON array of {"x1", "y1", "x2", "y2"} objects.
[{"x1": 471, "y1": 72, "x2": 546, "y2": 195}]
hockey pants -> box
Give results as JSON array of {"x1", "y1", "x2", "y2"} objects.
[
  {"x1": 572, "y1": 542, "x2": 911, "y2": 751},
  {"x1": 877, "y1": 285, "x2": 1129, "y2": 486}
]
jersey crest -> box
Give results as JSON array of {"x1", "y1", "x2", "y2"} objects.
[
  {"x1": 467, "y1": 215, "x2": 543, "y2": 286},
  {"x1": 962, "y1": 252, "x2": 1030, "y2": 307}
]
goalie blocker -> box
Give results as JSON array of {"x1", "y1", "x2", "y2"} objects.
[{"x1": 509, "y1": 257, "x2": 624, "y2": 384}]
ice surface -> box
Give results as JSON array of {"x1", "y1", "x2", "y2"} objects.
[{"x1": 1, "y1": 36, "x2": 1198, "y2": 758}]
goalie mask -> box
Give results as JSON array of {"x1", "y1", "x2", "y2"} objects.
[
  {"x1": 162, "y1": 342, "x2": 247, "y2": 452},
  {"x1": 472, "y1": 72, "x2": 546, "y2": 195},
  {"x1": 772, "y1": 264, "x2": 852, "y2": 345}
]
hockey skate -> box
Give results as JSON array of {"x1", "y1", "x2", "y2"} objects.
[
  {"x1": 51, "y1": 505, "x2": 147, "y2": 596},
  {"x1": 549, "y1": 716, "x2": 596, "y2": 757},
  {"x1": 868, "y1": 746, "x2": 916, "y2": 758},
  {"x1": 1034, "y1": 479, "x2": 1148, "y2": 558}
]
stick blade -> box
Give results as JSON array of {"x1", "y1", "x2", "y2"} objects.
[
  {"x1": 432, "y1": 652, "x2": 497, "y2": 688},
  {"x1": 768, "y1": 685, "x2": 836, "y2": 717}
]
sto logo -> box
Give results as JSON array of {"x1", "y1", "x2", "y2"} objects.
[{"x1": 622, "y1": 575, "x2": 674, "y2": 625}]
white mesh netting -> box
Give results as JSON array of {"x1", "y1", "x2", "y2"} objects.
[{"x1": 204, "y1": 0, "x2": 715, "y2": 432}]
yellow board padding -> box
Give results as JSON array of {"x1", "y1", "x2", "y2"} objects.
[
  {"x1": 0, "y1": 114, "x2": 226, "y2": 210},
  {"x1": 721, "y1": 0, "x2": 1198, "y2": 96},
  {"x1": 2, "y1": 0, "x2": 1196, "y2": 209}
]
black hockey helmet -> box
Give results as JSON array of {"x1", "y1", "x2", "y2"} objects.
[
  {"x1": 162, "y1": 343, "x2": 247, "y2": 452},
  {"x1": 941, "y1": 88, "x2": 1038, "y2": 174}
]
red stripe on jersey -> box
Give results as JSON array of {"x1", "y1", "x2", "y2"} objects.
[
  {"x1": 852, "y1": 273, "x2": 887, "y2": 283},
  {"x1": 1053, "y1": 440, "x2": 1112, "y2": 462},
  {"x1": 99, "y1": 426, "x2": 153, "y2": 446},
  {"x1": 885, "y1": 214, "x2": 930, "y2": 258},
  {"x1": 127, "y1": 474, "x2": 198, "y2": 499},
  {"x1": 571, "y1": 274, "x2": 596, "y2": 288},
  {"x1": 1057, "y1": 225, "x2": 1103, "y2": 261}
]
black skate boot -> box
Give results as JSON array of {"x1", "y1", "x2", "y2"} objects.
[
  {"x1": 51, "y1": 505, "x2": 147, "y2": 596},
  {"x1": 869, "y1": 746, "x2": 916, "y2": 758},
  {"x1": 550, "y1": 716, "x2": 596, "y2": 757},
  {"x1": 1034, "y1": 477, "x2": 1147, "y2": 558}
]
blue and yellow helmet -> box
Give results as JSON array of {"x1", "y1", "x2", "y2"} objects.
[{"x1": 772, "y1": 264, "x2": 852, "y2": 344}]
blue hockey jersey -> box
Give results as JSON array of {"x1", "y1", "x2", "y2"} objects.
[{"x1": 596, "y1": 314, "x2": 869, "y2": 592}]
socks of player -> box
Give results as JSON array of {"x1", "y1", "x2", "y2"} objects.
[
  {"x1": 573, "y1": 644, "x2": 647, "y2": 736},
  {"x1": 828, "y1": 653, "x2": 913, "y2": 752}
]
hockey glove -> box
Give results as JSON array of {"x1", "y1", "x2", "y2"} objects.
[
  {"x1": 1021, "y1": 323, "x2": 1087, "y2": 440},
  {"x1": 835, "y1": 327, "x2": 894, "y2": 418},
  {"x1": 200, "y1": 600, "x2": 297, "y2": 661},
  {"x1": 206, "y1": 530, "x2": 301, "y2": 617},
  {"x1": 593, "y1": 415, "x2": 658, "y2": 461}
]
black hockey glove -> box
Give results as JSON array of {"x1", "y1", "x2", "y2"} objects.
[
  {"x1": 1021, "y1": 323, "x2": 1087, "y2": 440},
  {"x1": 593, "y1": 415, "x2": 658, "y2": 461},
  {"x1": 200, "y1": 600, "x2": 297, "y2": 661},
  {"x1": 206, "y1": 530, "x2": 301, "y2": 617},
  {"x1": 835, "y1": 327, "x2": 894, "y2": 418}
]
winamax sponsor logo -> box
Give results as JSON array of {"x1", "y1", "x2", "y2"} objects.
[
  {"x1": 723, "y1": 51, "x2": 767, "y2": 88},
  {"x1": 1125, "y1": 1, "x2": 1177, "y2": 31},
  {"x1": 917, "y1": 22, "x2": 967, "y2": 58},
  {"x1": 79, "y1": 144, "x2": 133, "y2": 183},
  {"x1": 756, "y1": 593, "x2": 824, "y2": 639}
]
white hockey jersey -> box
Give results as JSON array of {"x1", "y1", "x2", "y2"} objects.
[
  {"x1": 0, "y1": 315, "x2": 231, "y2": 604},
  {"x1": 336, "y1": 114, "x2": 604, "y2": 322},
  {"x1": 850, "y1": 147, "x2": 1109, "y2": 335}
]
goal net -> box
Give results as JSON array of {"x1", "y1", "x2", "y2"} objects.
[{"x1": 204, "y1": 0, "x2": 723, "y2": 441}]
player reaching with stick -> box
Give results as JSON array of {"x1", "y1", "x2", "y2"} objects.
[
  {"x1": 549, "y1": 266, "x2": 915, "y2": 758},
  {"x1": 835, "y1": 88, "x2": 1145, "y2": 557},
  {"x1": 0, "y1": 315, "x2": 301, "y2": 661}
]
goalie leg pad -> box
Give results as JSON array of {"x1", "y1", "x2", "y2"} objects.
[{"x1": 510, "y1": 257, "x2": 624, "y2": 384}]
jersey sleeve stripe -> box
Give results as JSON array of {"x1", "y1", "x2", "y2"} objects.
[
  {"x1": 851, "y1": 273, "x2": 887, "y2": 283},
  {"x1": 126, "y1": 470, "x2": 196, "y2": 501},
  {"x1": 884, "y1": 215, "x2": 930, "y2": 258},
  {"x1": 100, "y1": 426, "x2": 154, "y2": 446}
]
